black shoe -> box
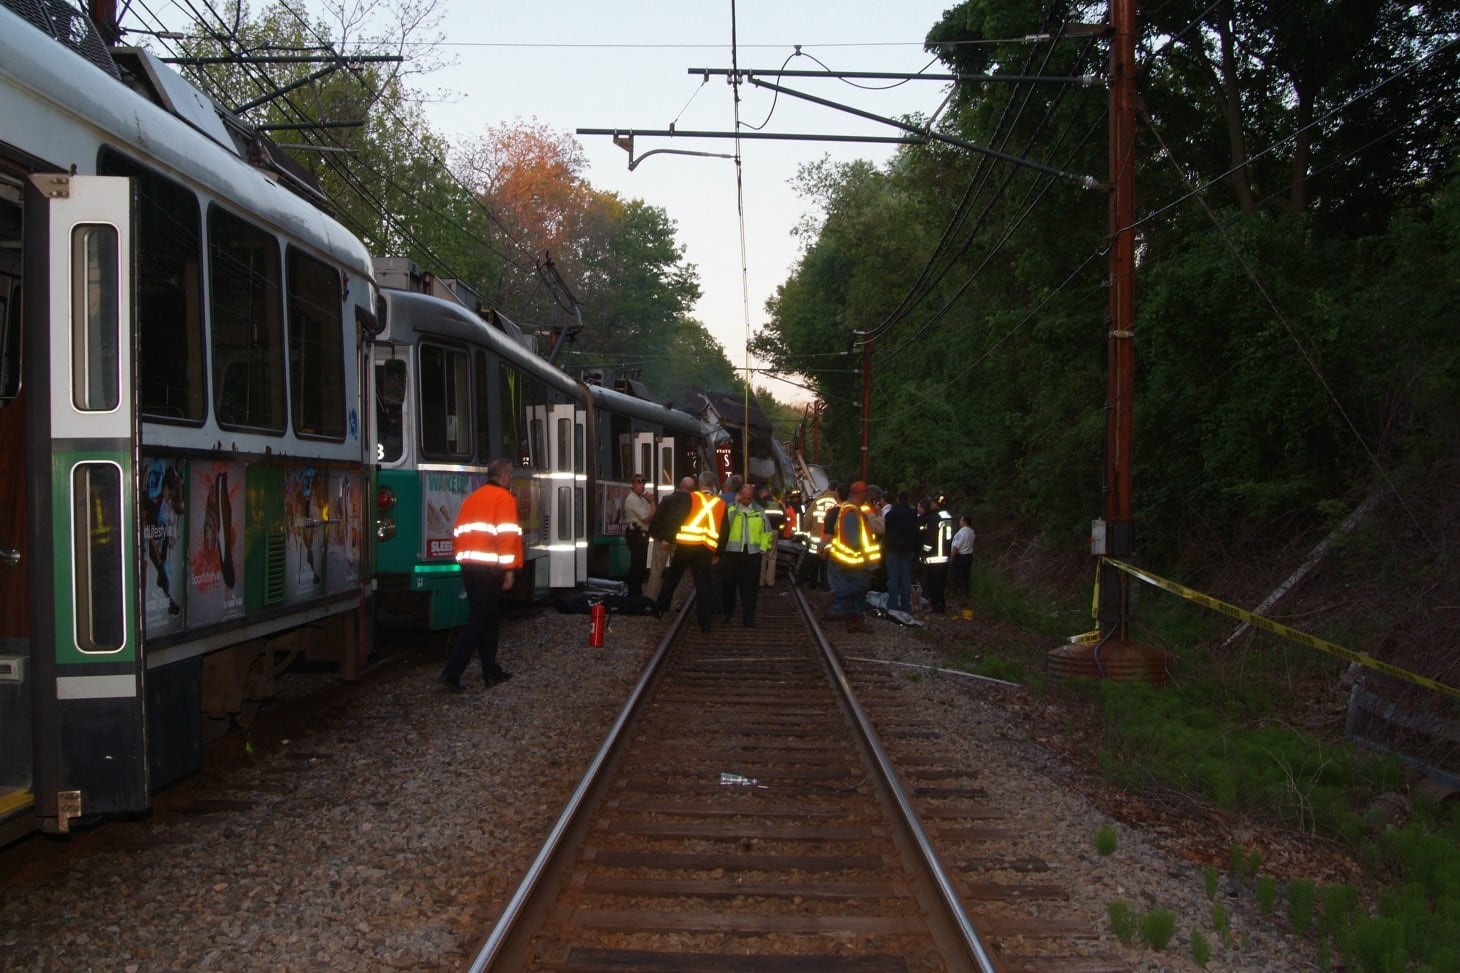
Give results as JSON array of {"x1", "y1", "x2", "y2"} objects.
[
  {"x1": 436, "y1": 676, "x2": 466, "y2": 692},
  {"x1": 484, "y1": 669, "x2": 514, "y2": 687}
]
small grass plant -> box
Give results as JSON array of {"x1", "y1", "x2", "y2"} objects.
[
  {"x1": 1190, "y1": 928, "x2": 1212, "y2": 967},
  {"x1": 1139, "y1": 908, "x2": 1177, "y2": 951},
  {"x1": 1094, "y1": 824, "x2": 1118, "y2": 856}
]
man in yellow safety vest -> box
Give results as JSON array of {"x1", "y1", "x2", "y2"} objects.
[
  {"x1": 827, "y1": 481, "x2": 882, "y2": 633},
  {"x1": 652, "y1": 470, "x2": 726, "y2": 632}
]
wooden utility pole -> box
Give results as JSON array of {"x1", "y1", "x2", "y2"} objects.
[
  {"x1": 858, "y1": 332, "x2": 872, "y2": 483},
  {"x1": 1101, "y1": 0, "x2": 1138, "y2": 639},
  {"x1": 1050, "y1": 0, "x2": 1169, "y2": 683}
]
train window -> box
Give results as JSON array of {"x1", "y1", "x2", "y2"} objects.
[
  {"x1": 70, "y1": 225, "x2": 119, "y2": 412},
  {"x1": 286, "y1": 247, "x2": 345, "y2": 440},
  {"x1": 71, "y1": 462, "x2": 125, "y2": 652},
  {"x1": 100, "y1": 151, "x2": 204, "y2": 423},
  {"x1": 556, "y1": 486, "x2": 572, "y2": 542},
  {"x1": 375, "y1": 358, "x2": 405, "y2": 463},
  {"x1": 418, "y1": 342, "x2": 470, "y2": 458},
  {"x1": 474, "y1": 351, "x2": 492, "y2": 462},
  {"x1": 209, "y1": 206, "x2": 284, "y2": 432},
  {"x1": 574, "y1": 420, "x2": 585, "y2": 473},
  {"x1": 639, "y1": 441, "x2": 653, "y2": 481},
  {"x1": 498, "y1": 361, "x2": 522, "y2": 464},
  {"x1": 529, "y1": 418, "x2": 546, "y2": 472},
  {"x1": 556, "y1": 417, "x2": 572, "y2": 473},
  {"x1": 660, "y1": 444, "x2": 674, "y2": 485}
]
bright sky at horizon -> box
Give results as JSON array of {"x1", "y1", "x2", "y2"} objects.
[
  {"x1": 139, "y1": 0, "x2": 965, "y2": 404},
  {"x1": 416, "y1": 1, "x2": 963, "y2": 406}
]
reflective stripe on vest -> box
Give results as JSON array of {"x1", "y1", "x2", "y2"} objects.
[
  {"x1": 924, "y1": 510, "x2": 953, "y2": 564},
  {"x1": 828, "y1": 502, "x2": 882, "y2": 567},
  {"x1": 675, "y1": 492, "x2": 723, "y2": 548},
  {"x1": 453, "y1": 484, "x2": 524, "y2": 569},
  {"x1": 725, "y1": 505, "x2": 772, "y2": 554},
  {"x1": 805, "y1": 495, "x2": 837, "y2": 552}
]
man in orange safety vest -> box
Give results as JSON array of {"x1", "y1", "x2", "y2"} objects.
[{"x1": 439, "y1": 457, "x2": 523, "y2": 691}]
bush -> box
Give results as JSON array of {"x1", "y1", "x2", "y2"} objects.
[
  {"x1": 1190, "y1": 928, "x2": 1212, "y2": 967},
  {"x1": 1257, "y1": 875, "x2": 1277, "y2": 914},
  {"x1": 1288, "y1": 878, "x2": 1316, "y2": 936},
  {"x1": 1139, "y1": 908, "x2": 1177, "y2": 951},
  {"x1": 1108, "y1": 901, "x2": 1137, "y2": 945},
  {"x1": 1094, "y1": 824, "x2": 1118, "y2": 856},
  {"x1": 1211, "y1": 901, "x2": 1230, "y2": 939}
]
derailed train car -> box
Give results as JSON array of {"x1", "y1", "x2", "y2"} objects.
[
  {"x1": 0, "y1": 0, "x2": 377, "y2": 841},
  {"x1": 369, "y1": 266, "x2": 710, "y2": 628}
]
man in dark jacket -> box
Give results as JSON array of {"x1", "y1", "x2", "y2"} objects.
[
  {"x1": 881, "y1": 492, "x2": 920, "y2": 614},
  {"x1": 645, "y1": 477, "x2": 694, "y2": 602}
]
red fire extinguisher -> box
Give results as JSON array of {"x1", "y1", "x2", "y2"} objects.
[{"x1": 588, "y1": 601, "x2": 607, "y2": 648}]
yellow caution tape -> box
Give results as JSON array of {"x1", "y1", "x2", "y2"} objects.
[{"x1": 1101, "y1": 557, "x2": 1460, "y2": 701}]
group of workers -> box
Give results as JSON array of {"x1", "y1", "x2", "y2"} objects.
[
  {"x1": 626, "y1": 472, "x2": 972, "y2": 636},
  {"x1": 439, "y1": 461, "x2": 973, "y2": 691}
]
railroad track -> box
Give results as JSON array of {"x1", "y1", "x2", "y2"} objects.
[{"x1": 471, "y1": 584, "x2": 1125, "y2": 973}]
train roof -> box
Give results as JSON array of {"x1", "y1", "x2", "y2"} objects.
[
  {"x1": 377, "y1": 287, "x2": 582, "y2": 398},
  {"x1": 586, "y1": 382, "x2": 708, "y2": 435},
  {"x1": 0, "y1": 3, "x2": 373, "y2": 280}
]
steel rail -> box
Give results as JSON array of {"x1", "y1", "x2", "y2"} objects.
[
  {"x1": 791, "y1": 584, "x2": 1001, "y2": 973},
  {"x1": 465, "y1": 599, "x2": 691, "y2": 972}
]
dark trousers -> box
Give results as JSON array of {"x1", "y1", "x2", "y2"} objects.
[
  {"x1": 443, "y1": 566, "x2": 506, "y2": 683},
  {"x1": 625, "y1": 528, "x2": 649, "y2": 597},
  {"x1": 950, "y1": 552, "x2": 973, "y2": 605},
  {"x1": 923, "y1": 560, "x2": 949, "y2": 613},
  {"x1": 655, "y1": 543, "x2": 718, "y2": 630},
  {"x1": 719, "y1": 550, "x2": 762, "y2": 624}
]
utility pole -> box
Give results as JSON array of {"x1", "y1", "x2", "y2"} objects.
[
  {"x1": 1050, "y1": 0, "x2": 1168, "y2": 684},
  {"x1": 858, "y1": 332, "x2": 872, "y2": 484},
  {"x1": 1100, "y1": 0, "x2": 1138, "y2": 641}
]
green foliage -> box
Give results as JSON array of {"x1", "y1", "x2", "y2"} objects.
[
  {"x1": 1288, "y1": 878, "x2": 1316, "y2": 936},
  {"x1": 1348, "y1": 915, "x2": 1407, "y2": 973},
  {"x1": 1230, "y1": 845, "x2": 1262, "y2": 881},
  {"x1": 1093, "y1": 824, "x2": 1118, "y2": 856},
  {"x1": 1139, "y1": 908, "x2": 1177, "y2": 951},
  {"x1": 1210, "y1": 900, "x2": 1229, "y2": 939},
  {"x1": 1202, "y1": 866, "x2": 1220, "y2": 900},
  {"x1": 1190, "y1": 928, "x2": 1212, "y2": 967},
  {"x1": 1257, "y1": 875, "x2": 1277, "y2": 915},
  {"x1": 1107, "y1": 901, "x2": 1138, "y2": 946},
  {"x1": 1321, "y1": 884, "x2": 1361, "y2": 942},
  {"x1": 1092, "y1": 676, "x2": 1372, "y2": 824},
  {"x1": 968, "y1": 563, "x2": 1083, "y2": 636}
]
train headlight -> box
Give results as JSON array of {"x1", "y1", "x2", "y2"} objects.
[
  {"x1": 376, "y1": 486, "x2": 396, "y2": 512},
  {"x1": 376, "y1": 516, "x2": 396, "y2": 541}
]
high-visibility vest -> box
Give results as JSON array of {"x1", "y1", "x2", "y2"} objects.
[
  {"x1": 781, "y1": 503, "x2": 798, "y2": 539},
  {"x1": 828, "y1": 502, "x2": 882, "y2": 567},
  {"x1": 724, "y1": 504, "x2": 773, "y2": 554},
  {"x1": 923, "y1": 509, "x2": 953, "y2": 564},
  {"x1": 453, "y1": 482, "x2": 524, "y2": 569},
  {"x1": 674, "y1": 491, "x2": 724, "y2": 549},
  {"x1": 805, "y1": 494, "x2": 838, "y2": 553}
]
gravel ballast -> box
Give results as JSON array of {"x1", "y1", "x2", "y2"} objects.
[{"x1": 1, "y1": 598, "x2": 1329, "y2": 972}]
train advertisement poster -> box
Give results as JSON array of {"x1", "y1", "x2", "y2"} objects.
[
  {"x1": 324, "y1": 470, "x2": 364, "y2": 595},
  {"x1": 141, "y1": 457, "x2": 187, "y2": 636},
  {"x1": 422, "y1": 471, "x2": 489, "y2": 561},
  {"x1": 187, "y1": 460, "x2": 245, "y2": 625},
  {"x1": 285, "y1": 467, "x2": 326, "y2": 599},
  {"x1": 600, "y1": 482, "x2": 630, "y2": 537}
]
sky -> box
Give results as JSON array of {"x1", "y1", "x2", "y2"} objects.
[
  {"x1": 416, "y1": 1, "x2": 961, "y2": 404},
  {"x1": 140, "y1": 0, "x2": 964, "y2": 404}
]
